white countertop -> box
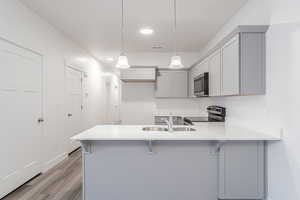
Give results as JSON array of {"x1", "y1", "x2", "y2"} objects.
[{"x1": 71, "y1": 123, "x2": 281, "y2": 141}]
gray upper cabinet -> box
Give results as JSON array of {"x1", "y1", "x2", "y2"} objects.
[
  {"x1": 221, "y1": 35, "x2": 240, "y2": 96},
  {"x1": 189, "y1": 58, "x2": 209, "y2": 97},
  {"x1": 120, "y1": 67, "x2": 156, "y2": 82},
  {"x1": 190, "y1": 25, "x2": 268, "y2": 97},
  {"x1": 188, "y1": 69, "x2": 195, "y2": 98},
  {"x1": 218, "y1": 141, "x2": 265, "y2": 199},
  {"x1": 155, "y1": 70, "x2": 188, "y2": 98},
  {"x1": 209, "y1": 49, "x2": 222, "y2": 96},
  {"x1": 221, "y1": 32, "x2": 266, "y2": 96},
  {"x1": 239, "y1": 32, "x2": 266, "y2": 95}
]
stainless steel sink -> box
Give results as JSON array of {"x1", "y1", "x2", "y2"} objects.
[
  {"x1": 173, "y1": 127, "x2": 196, "y2": 132},
  {"x1": 142, "y1": 126, "x2": 196, "y2": 132},
  {"x1": 142, "y1": 127, "x2": 168, "y2": 132}
]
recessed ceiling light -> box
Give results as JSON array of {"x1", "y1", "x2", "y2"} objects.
[{"x1": 139, "y1": 27, "x2": 154, "y2": 35}]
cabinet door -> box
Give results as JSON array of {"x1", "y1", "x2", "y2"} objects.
[
  {"x1": 188, "y1": 69, "x2": 194, "y2": 98},
  {"x1": 120, "y1": 68, "x2": 156, "y2": 81},
  {"x1": 218, "y1": 141, "x2": 265, "y2": 199},
  {"x1": 209, "y1": 49, "x2": 221, "y2": 96},
  {"x1": 188, "y1": 58, "x2": 209, "y2": 98},
  {"x1": 221, "y1": 35, "x2": 240, "y2": 96},
  {"x1": 200, "y1": 58, "x2": 209, "y2": 74},
  {"x1": 155, "y1": 70, "x2": 188, "y2": 98},
  {"x1": 188, "y1": 67, "x2": 199, "y2": 98}
]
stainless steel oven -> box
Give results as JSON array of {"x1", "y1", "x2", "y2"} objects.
[{"x1": 194, "y1": 72, "x2": 209, "y2": 97}]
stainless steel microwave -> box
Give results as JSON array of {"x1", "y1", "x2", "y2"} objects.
[{"x1": 194, "y1": 72, "x2": 209, "y2": 97}]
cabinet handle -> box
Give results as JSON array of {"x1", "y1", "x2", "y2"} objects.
[
  {"x1": 215, "y1": 141, "x2": 225, "y2": 153},
  {"x1": 147, "y1": 140, "x2": 154, "y2": 154}
]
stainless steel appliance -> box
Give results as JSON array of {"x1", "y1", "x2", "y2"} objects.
[
  {"x1": 184, "y1": 106, "x2": 226, "y2": 124},
  {"x1": 194, "y1": 72, "x2": 209, "y2": 97}
]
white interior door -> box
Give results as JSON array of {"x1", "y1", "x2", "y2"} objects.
[
  {"x1": 0, "y1": 39, "x2": 43, "y2": 198},
  {"x1": 66, "y1": 67, "x2": 83, "y2": 153},
  {"x1": 106, "y1": 78, "x2": 121, "y2": 125}
]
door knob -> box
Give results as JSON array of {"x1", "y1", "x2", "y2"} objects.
[
  {"x1": 37, "y1": 118, "x2": 44, "y2": 123},
  {"x1": 67, "y1": 113, "x2": 73, "y2": 117}
]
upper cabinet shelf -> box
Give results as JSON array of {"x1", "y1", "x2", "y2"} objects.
[
  {"x1": 120, "y1": 67, "x2": 156, "y2": 82},
  {"x1": 189, "y1": 25, "x2": 269, "y2": 97},
  {"x1": 155, "y1": 70, "x2": 188, "y2": 98}
]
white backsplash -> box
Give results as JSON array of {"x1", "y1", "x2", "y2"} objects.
[{"x1": 120, "y1": 82, "x2": 211, "y2": 125}]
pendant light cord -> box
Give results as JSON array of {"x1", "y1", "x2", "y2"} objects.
[
  {"x1": 173, "y1": 0, "x2": 177, "y2": 55},
  {"x1": 121, "y1": 0, "x2": 125, "y2": 54}
]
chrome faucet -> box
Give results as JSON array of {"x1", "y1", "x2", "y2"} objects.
[{"x1": 164, "y1": 117, "x2": 173, "y2": 132}]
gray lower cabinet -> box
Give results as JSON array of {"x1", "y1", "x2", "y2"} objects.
[
  {"x1": 83, "y1": 140, "x2": 265, "y2": 200},
  {"x1": 218, "y1": 141, "x2": 265, "y2": 199},
  {"x1": 84, "y1": 141, "x2": 218, "y2": 200}
]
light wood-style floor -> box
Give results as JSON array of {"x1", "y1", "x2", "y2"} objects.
[{"x1": 3, "y1": 149, "x2": 82, "y2": 200}]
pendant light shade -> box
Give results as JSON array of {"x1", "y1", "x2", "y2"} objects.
[
  {"x1": 169, "y1": 0, "x2": 184, "y2": 69},
  {"x1": 116, "y1": 54, "x2": 130, "y2": 69},
  {"x1": 116, "y1": 0, "x2": 130, "y2": 69},
  {"x1": 169, "y1": 55, "x2": 183, "y2": 69}
]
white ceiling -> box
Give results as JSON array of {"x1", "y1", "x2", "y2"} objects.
[{"x1": 20, "y1": 0, "x2": 247, "y2": 67}]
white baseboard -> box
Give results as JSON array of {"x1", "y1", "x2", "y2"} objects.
[{"x1": 42, "y1": 152, "x2": 68, "y2": 173}]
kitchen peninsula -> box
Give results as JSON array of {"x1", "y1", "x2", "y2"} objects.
[{"x1": 72, "y1": 124, "x2": 280, "y2": 200}]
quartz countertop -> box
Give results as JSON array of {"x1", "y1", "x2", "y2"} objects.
[{"x1": 71, "y1": 124, "x2": 281, "y2": 141}]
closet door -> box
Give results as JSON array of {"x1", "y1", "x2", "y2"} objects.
[
  {"x1": 0, "y1": 39, "x2": 43, "y2": 198},
  {"x1": 66, "y1": 67, "x2": 83, "y2": 153}
]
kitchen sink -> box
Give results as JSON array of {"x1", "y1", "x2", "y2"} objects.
[
  {"x1": 142, "y1": 127, "x2": 168, "y2": 132},
  {"x1": 172, "y1": 127, "x2": 196, "y2": 132},
  {"x1": 142, "y1": 127, "x2": 196, "y2": 132}
]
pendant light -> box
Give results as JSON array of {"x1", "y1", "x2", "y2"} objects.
[
  {"x1": 169, "y1": 0, "x2": 184, "y2": 69},
  {"x1": 116, "y1": 0, "x2": 130, "y2": 69}
]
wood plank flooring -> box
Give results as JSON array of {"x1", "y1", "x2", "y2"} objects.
[{"x1": 3, "y1": 149, "x2": 82, "y2": 200}]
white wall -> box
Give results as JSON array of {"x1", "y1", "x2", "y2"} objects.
[
  {"x1": 121, "y1": 82, "x2": 209, "y2": 125},
  {"x1": 197, "y1": 0, "x2": 300, "y2": 199},
  {"x1": 0, "y1": 0, "x2": 109, "y2": 171},
  {"x1": 105, "y1": 74, "x2": 122, "y2": 124}
]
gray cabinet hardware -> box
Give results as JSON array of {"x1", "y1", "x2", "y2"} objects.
[{"x1": 147, "y1": 140, "x2": 154, "y2": 154}]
